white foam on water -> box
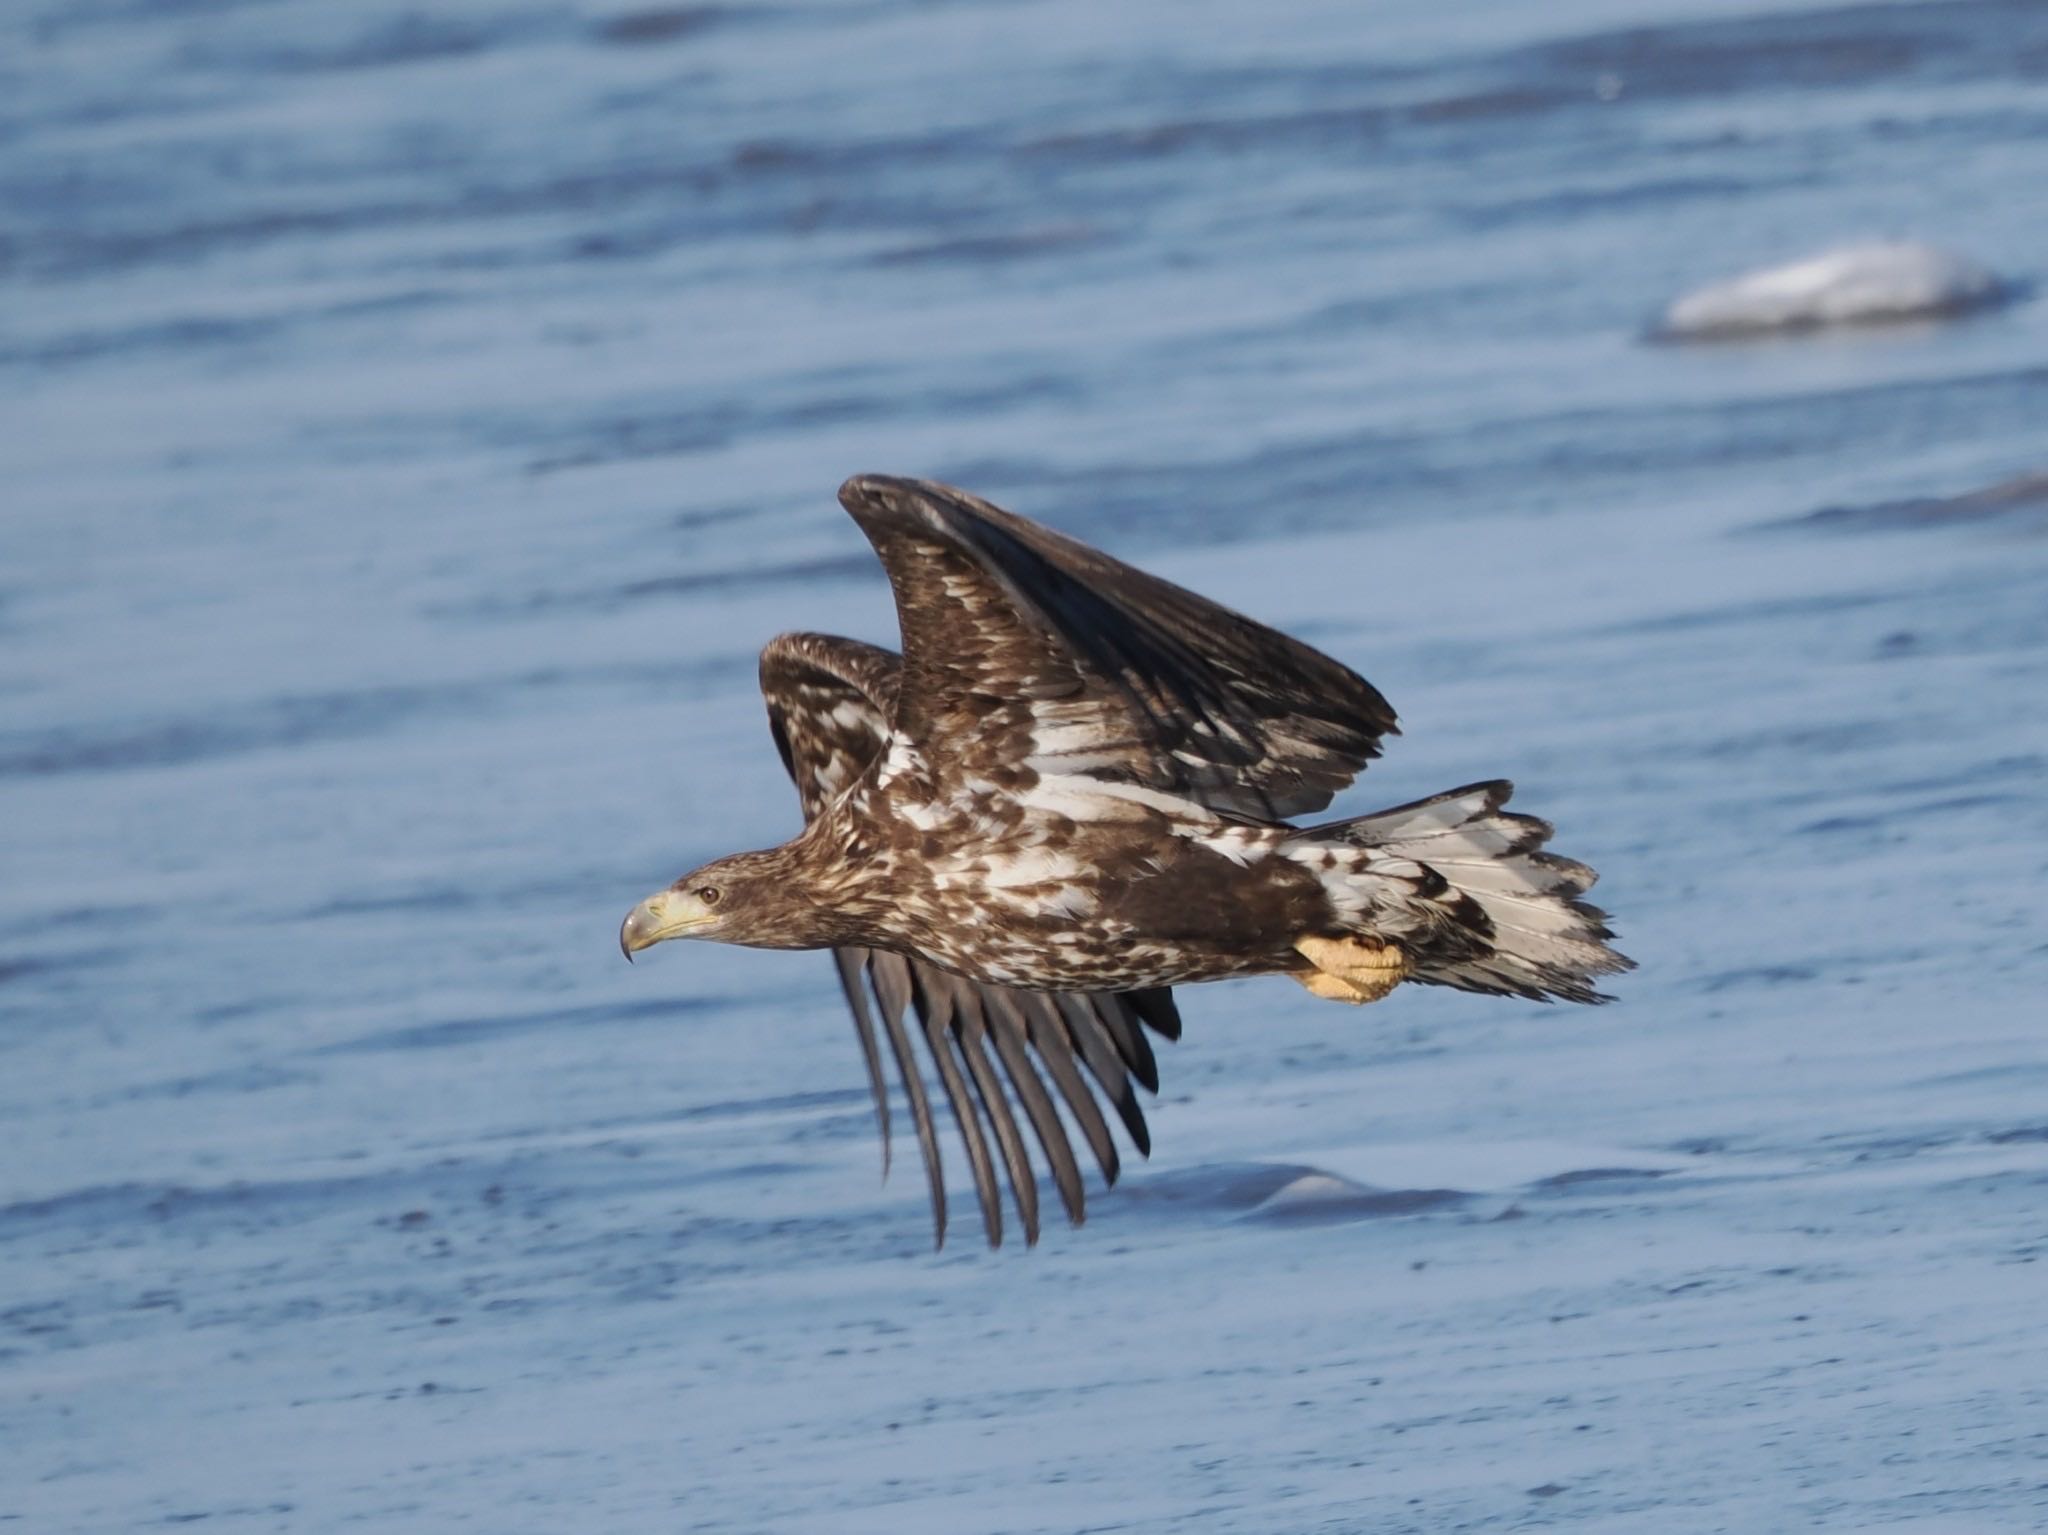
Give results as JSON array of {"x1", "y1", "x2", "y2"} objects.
[{"x1": 1656, "y1": 240, "x2": 2009, "y2": 339}]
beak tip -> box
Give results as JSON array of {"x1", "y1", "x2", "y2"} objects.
[{"x1": 620, "y1": 889, "x2": 700, "y2": 960}]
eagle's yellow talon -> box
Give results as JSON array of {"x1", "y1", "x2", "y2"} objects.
[
  {"x1": 1293, "y1": 934, "x2": 1410, "y2": 1005},
  {"x1": 1294, "y1": 970, "x2": 1374, "y2": 1003}
]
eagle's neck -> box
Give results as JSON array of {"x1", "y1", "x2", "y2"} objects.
[{"x1": 730, "y1": 818, "x2": 893, "y2": 951}]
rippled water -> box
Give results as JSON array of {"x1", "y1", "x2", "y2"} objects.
[{"x1": 5, "y1": 1, "x2": 2047, "y2": 1529}]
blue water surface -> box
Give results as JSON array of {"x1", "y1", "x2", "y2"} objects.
[{"x1": 4, "y1": 1, "x2": 2047, "y2": 1529}]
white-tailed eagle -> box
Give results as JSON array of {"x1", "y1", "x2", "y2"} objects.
[{"x1": 622, "y1": 476, "x2": 1631, "y2": 1247}]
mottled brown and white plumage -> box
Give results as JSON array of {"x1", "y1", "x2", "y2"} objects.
[{"x1": 622, "y1": 475, "x2": 1632, "y2": 1248}]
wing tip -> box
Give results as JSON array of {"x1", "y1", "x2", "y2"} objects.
[{"x1": 839, "y1": 473, "x2": 922, "y2": 515}]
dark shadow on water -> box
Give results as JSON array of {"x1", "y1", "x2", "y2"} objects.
[
  {"x1": 550, "y1": 1084, "x2": 877, "y2": 1139},
  {"x1": 1694, "y1": 963, "x2": 1819, "y2": 994},
  {"x1": 1534, "y1": 1166, "x2": 1677, "y2": 1188},
  {"x1": 618, "y1": 554, "x2": 880, "y2": 601},
  {"x1": 1539, "y1": 0, "x2": 2046, "y2": 98},
  {"x1": 310, "y1": 994, "x2": 730, "y2": 1056},
  {"x1": 96, "y1": 1062, "x2": 319, "y2": 1106},
  {"x1": 591, "y1": 6, "x2": 738, "y2": 48},
  {"x1": 0, "y1": 681, "x2": 495, "y2": 779},
  {"x1": 870, "y1": 224, "x2": 1106, "y2": 268},
  {"x1": 1774, "y1": 471, "x2": 2048, "y2": 537},
  {"x1": 0, "y1": 659, "x2": 740, "y2": 780}
]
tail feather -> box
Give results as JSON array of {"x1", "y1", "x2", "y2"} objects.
[{"x1": 1290, "y1": 780, "x2": 1633, "y2": 1004}]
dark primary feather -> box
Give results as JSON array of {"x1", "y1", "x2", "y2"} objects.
[
  {"x1": 1007, "y1": 991, "x2": 1122, "y2": 1186},
  {"x1": 982, "y1": 996, "x2": 1086, "y2": 1227},
  {"x1": 758, "y1": 631, "x2": 1177, "y2": 1247},
  {"x1": 835, "y1": 475, "x2": 1400, "y2": 820}
]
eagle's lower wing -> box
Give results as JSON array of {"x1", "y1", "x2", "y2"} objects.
[
  {"x1": 835, "y1": 475, "x2": 1399, "y2": 822},
  {"x1": 759, "y1": 632, "x2": 1179, "y2": 1248}
]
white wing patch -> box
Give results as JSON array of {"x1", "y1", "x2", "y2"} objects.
[
  {"x1": 982, "y1": 846, "x2": 1084, "y2": 889},
  {"x1": 1020, "y1": 773, "x2": 1217, "y2": 824},
  {"x1": 873, "y1": 735, "x2": 922, "y2": 790},
  {"x1": 1025, "y1": 699, "x2": 1142, "y2": 777},
  {"x1": 1195, "y1": 825, "x2": 1273, "y2": 868},
  {"x1": 898, "y1": 797, "x2": 946, "y2": 831}
]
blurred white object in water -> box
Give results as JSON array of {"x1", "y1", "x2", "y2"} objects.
[{"x1": 1655, "y1": 240, "x2": 2008, "y2": 340}]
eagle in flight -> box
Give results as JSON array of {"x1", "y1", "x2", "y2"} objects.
[{"x1": 622, "y1": 476, "x2": 1631, "y2": 1247}]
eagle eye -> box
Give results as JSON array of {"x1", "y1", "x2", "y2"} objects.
[{"x1": 696, "y1": 885, "x2": 722, "y2": 907}]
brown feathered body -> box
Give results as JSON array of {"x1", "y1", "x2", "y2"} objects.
[{"x1": 763, "y1": 742, "x2": 1327, "y2": 992}]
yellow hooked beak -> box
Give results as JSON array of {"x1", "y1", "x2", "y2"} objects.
[{"x1": 619, "y1": 888, "x2": 718, "y2": 960}]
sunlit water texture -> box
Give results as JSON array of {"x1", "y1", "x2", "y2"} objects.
[{"x1": 3, "y1": 0, "x2": 2046, "y2": 1529}]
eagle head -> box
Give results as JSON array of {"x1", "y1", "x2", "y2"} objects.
[{"x1": 619, "y1": 846, "x2": 824, "y2": 958}]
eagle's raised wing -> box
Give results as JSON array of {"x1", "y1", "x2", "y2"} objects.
[
  {"x1": 835, "y1": 475, "x2": 1399, "y2": 822},
  {"x1": 759, "y1": 632, "x2": 1180, "y2": 1249}
]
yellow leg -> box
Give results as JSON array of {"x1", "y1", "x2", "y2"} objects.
[{"x1": 1292, "y1": 934, "x2": 1411, "y2": 1005}]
